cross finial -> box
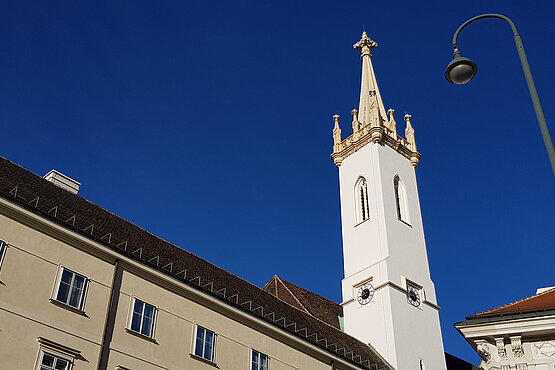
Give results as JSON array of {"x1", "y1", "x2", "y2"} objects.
[{"x1": 353, "y1": 31, "x2": 377, "y2": 57}]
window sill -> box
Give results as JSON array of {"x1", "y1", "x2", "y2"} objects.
[
  {"x1": 189, "y1": 353, "x2": 218, "y2": 368},
  {"x1": 124, "y1": 328, "x2": 158, "y2": 344},
  {"x1": 398, "y1": 218, "x2": 412, "y2": 228},
  {"x1": 354, "y1": 218, "x2": 371, "y2": 227},
  {"x1": 49, "y1": 299, "x2": 88, "y2": 317}
]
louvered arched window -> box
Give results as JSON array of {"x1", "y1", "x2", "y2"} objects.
[
  {"x1": 355, "y1": 177, "x2": 370, "y2": 224},
  {"x1": 394, "y1": 175, "x2": 410, "y2": 224}
]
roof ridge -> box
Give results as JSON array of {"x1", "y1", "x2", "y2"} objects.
[
  {"x1": 261, "y1": 275, "x2": 278, "y2": 294},
  {"x1": 478, "y1": 287, "x2": 555, "y2": 315},
  {"x1": 274, "y1": 275, "x2": 311, "y2": 315},
  {"x1": 266, "y1": 278, "x2": 367, "y2": 342},
  {"x1": 279, "y1": 276, "x2": 342, "y2": 308}
]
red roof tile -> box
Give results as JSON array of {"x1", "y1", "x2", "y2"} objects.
[{"x1": 477, "y1": 287, "x2": 555, "y2": 315}]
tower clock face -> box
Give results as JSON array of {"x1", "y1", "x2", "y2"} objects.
[
  {"x1": 357, "y1": 283, "x2": 374, "y2": 305},
  {"x1": 406, "y1": 285, "x2": 421, "y2": 307}
]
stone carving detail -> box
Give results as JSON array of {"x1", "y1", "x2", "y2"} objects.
[
  {"x1": 387, "y1": 109, "x2": 396, "y2": 134},
  {"x1": 351, "y1": 109, "x2": 360, "y2": 138},
  {"x1": 515, "y1": 363, "x2": 528, "y2": 370},
  {"x1": 353, "y1": 31, "x2": 378, "y2": 56},
  {"x1": 535, "y1": 341, "x2": 555, "y2": 357},
  {"x1": 404, "y1": 114, "x2": 416, "y2": 151},
  {"x1": 368, "y1": 92, "x2": 378, "y2": 127},
  {"x1": 511, "y1": 336, "x2": 524, "y2": 358},
  {"x1": 495, "y1": 337, "x2": 507, "y2": 360},
  {"x1": 476, "y1": 341, "x2": 492, "y2": 363}
]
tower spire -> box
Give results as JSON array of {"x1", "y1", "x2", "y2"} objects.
[
  {"x1": 353, "y1": 32, "x2": 388, "y2": 128},
  {"x1": 331, "y1": 33, "x2": 420, "y2": 168}
]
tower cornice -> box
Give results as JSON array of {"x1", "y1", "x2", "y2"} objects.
[{"x1": 330, "y1": 122, "x2": 420, "y2": 168}]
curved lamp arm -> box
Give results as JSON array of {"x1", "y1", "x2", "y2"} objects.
[
  {"x1": 452, "y1": 14, "x2": 518, "y2": 48},
  {"x1": 449, "y1": 13, "x2": 555, "y2": 176}
]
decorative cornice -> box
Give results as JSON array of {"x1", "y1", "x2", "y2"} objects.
[
  {"x1": 37, "y1": 337, "x2": 81, "y2": 357},
  {"x1": 331, "y1": 122, "x2": 420, "y2": 168}
]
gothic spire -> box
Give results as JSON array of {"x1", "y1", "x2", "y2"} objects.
[{"x1": 353, "y1": 32, "x2": 388, "y2": 128}]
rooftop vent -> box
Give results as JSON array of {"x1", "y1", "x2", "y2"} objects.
[
  {"x1": 536, "y1": 286, "x2": 555, "y2": 294},
  {"x1": 43, "y1": 170, "x2": 81, "y2": 194}
]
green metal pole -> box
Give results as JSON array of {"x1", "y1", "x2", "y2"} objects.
[{"x1": 452, "y1": 14, "x2": 555, "y2": 177}]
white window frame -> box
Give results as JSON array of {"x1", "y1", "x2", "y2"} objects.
[
  {"x1": 37, "y1": 351, "x2": 71, "y2": 370},
  {"x1": 354, "y1": 177, "x2": 370, "y2": 224},
  {"x1": 0, "y1": 239, "x2": 8, "y2": 271},
  {"x1": 127, "y1": 297, "x2": 157, "y2": 339},
  {"x1": 394, "y1": 175, "x2": 410, "y2": 225},
  {"x1": 193, "y1": 324, "x2": 216, "y2": 362},
  {"x1": 53, "y1": 266, "x2": 88, "y2": 311},
  {"x1": 251, "y1": 348, "x2": 269, "y2": 370}
]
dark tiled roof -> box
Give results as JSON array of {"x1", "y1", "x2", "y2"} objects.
[
  {"x1": 263, "y1": 275, "x2": 343, "y2": 330},
  {"x1": 0, "y1": 156, "x2": 391, "y2": 370},
  {"x1": 477, "y1": 287, "x2": 555, "y2": 315}
]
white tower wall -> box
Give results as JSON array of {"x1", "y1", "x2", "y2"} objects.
[{"x1": 331, "y1": 32, "x2": 446, "y2": 370}]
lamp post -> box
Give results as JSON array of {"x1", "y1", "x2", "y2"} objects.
[{"x1": 445, "y1": 13, "x2": 555, "y2": 176}]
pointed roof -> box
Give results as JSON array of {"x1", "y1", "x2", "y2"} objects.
[
  {"x1": 263, "y1": 275, "x2": 343, "y2": 330},
  {"x1": 331, "y1": 33, "x2": 420, "y2": 168},
  {"x1": 477, "y1": 287, "x2": 555, "y2": 315},
  {"x1": 353, "y1": 32, "x2": 388, "y2": 127}
]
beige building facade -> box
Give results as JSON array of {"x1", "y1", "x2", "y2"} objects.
[{"x1": 0, "y1": 155, "x2": 391, "y2": 370}]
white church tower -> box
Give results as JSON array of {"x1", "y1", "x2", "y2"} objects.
[{"x1": 331, "y1": 32, "x2": 446, "y2": 370}]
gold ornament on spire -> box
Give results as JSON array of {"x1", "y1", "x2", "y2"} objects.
[{"x1": 353, "y1": 32, "x2": 378, "y2": 57}]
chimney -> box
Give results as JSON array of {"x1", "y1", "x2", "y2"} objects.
[{"x1": 43, "y1": 170, "x2": 81, "y2": 194}]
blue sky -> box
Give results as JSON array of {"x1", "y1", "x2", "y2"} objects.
[{"x1": 1, "y1": 0, "x2": 554, "y2": 364}]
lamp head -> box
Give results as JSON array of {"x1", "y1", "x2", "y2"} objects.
[{"x1": 445, "y1": 49, "x2": 477, "y2": 84}]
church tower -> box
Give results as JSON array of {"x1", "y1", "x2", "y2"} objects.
[{"x1": 331, "y1": 32, "x2": 446, "y2": 370}]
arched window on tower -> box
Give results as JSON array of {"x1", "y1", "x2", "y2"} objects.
[
  {"x1": 355, "y1": 177, "x2": 370, "y2": 224},
  {"x1": 394, "y1": 175, "x2": 410, "y2": 224}
]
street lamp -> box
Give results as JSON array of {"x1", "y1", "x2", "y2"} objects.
[{"x1": 445, "y1": 13, "x2": 555, "y2": 176}]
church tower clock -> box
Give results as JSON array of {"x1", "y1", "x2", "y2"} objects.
[{"x1": 331, "y1": 32, "x2": 447, "y2": 370}]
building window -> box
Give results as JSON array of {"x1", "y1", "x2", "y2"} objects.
[
  {"x1": 38, "y1": 352, "x2": 70, "y2": 370},
  {"x1": 194, "y1": 325, "x2": 215, "y2": 362},
  {"x1": 355, "y1": 177, "x2": 370, "y2": 224},
  {"x1": 129, "y1": 298, "x2": 156, "y2": 338},
  {"x1": 0, "y1": 240, "x2": 7, "y2": 269},
  {"x1": 251, "y1": 349, "x2": 268, "y2": 370},
  {"x1": 55, "y1": 268, "x2": 88, "y2": 310},
  {"x1": 394, "y1": 175, "x2": 410, "y2": 224}
]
